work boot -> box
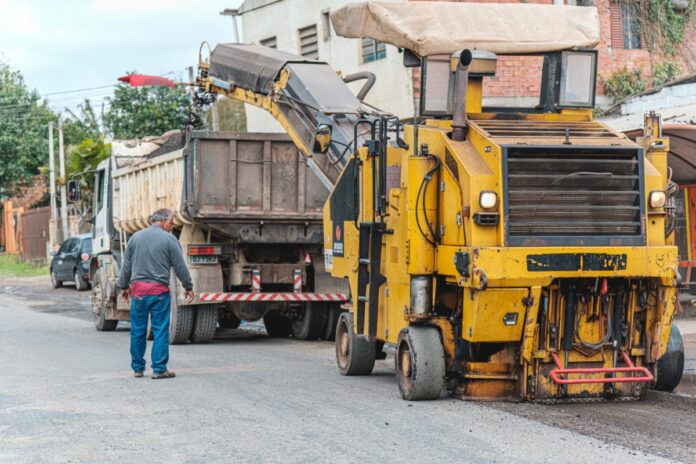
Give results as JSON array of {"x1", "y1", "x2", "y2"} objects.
[
  {"x1": 133, "y1": 371, "x2": 144, "y2": 378},
  {"x1": 152, "y1": 371, "x2": 176, "y2": 379}
]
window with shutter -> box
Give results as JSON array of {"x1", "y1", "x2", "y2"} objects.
[
  {"x1": 609, "y1": 2, "x2": 624, "y2": 49},
  {"x1": 361, "y1": 38, "x2": 386, "y2": 63},
  {"x1": 298, "y1": 25, "x2": 319, "y2": 59},
  {"x1": 260, "y1": 36, "x2": 277, "y2": 49},
  {"x1": 621, "y1": 3, "x2": 642, "y2": 49},
  {"x1": 609, "y1": 1, "x2": 642, "y2": 50}
]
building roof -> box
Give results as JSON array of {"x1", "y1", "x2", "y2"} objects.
[{"x1": 238, "y1": 0, "x2": 282, "y2": 15}]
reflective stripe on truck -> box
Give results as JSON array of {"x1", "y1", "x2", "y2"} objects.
[{"x1": 199, "y1": 292, "x2": 347, "y2": 302}]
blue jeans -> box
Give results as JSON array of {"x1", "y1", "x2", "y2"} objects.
[{"x1": 130, "y1": 293, "x2": 171, "y2": 374}]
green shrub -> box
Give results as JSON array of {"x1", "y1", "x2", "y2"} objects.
[
  {"x1": 603, "y1": 67, "x2": 648, "y2": 99},
  {"x1": 652, "y1": 60, "x2": 681, "y2": 87}
]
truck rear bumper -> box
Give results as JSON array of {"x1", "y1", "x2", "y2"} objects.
[{"x1": 199, "y1": 292, "x2": 347, "y2": 303}]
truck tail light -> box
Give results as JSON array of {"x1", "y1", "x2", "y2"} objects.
[
  {"x1": 81, "y1": 253, "x2": 90, "y2": 262},
  {"x1": 189, "y1": 245, "x2": 222, "y2": 256}
]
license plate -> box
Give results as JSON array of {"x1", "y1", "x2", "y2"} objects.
[{"x1": 189, "y1": 255, "x2": 219, "y2": 264}]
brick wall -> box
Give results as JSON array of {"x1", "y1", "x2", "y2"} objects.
[{"x1": 4, "y1": 176, "x2": 49, "y2": 210}]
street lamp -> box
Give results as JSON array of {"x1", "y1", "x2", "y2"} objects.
[{"x1": 220, "y1": 8, "x2": 240, "y2": 43}]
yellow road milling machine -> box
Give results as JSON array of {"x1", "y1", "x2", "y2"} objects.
[{"x1": 195, "y1": 1, "x2": 684, "y2": 401}]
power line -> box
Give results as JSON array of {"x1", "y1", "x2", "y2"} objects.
[
  {"x1": 42, "y1": 84, "x2": 116, "y2": 96},
  {"x1": 0, "y1": 67, "x2": 191, "y2": 109}
]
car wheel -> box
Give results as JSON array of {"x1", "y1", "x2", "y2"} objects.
[
  {"x1": 74, "y1": 269, "x2": 89, "y2": 291},
  {"x1": 51, "y1": 268, "x2": 63, "y2": 289}
]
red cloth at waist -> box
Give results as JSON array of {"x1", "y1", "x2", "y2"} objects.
[{"x1": 130, "y1": 281, "x2": 169, "y2": 297}]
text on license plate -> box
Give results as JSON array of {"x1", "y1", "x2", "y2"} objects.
[{"x1": 189, "y1": 255, "x2": 219, "y2": 264}]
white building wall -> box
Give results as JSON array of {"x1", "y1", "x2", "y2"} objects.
[{"x1": 239, "y1": 0, "x2": 413, "y2": 132}]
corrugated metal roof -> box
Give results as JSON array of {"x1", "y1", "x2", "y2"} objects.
[{"x1": 625, "y1": 124, "x2": 696, "y2": 184}]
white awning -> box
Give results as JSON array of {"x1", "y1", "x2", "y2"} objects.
[{"x1": 331, "y1": 1, "x2": 600, "y2": 56}]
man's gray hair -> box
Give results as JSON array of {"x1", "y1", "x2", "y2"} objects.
[{"x1": 150, "y1": 208, "x2": 173, "y2": 224}]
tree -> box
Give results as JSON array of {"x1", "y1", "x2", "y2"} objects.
[
  {"x1": 62, "y1": 99, "x2": 102, "y2": 146},
  {"x1": 65, "y1": 138, "x2": 111, "y2": 215},
  {"x1": 206, "y1": 98, "x2": 247, "y2": 132},
  {"x1": 103, "y1": 76, "x2": 207, "y2": 139},
  {"x1": 0, "y1": 61, "x2": 54, "y2": 196}
]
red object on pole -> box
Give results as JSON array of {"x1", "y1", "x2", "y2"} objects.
[{"x1": 117, "y1": 74, "x2": 176, "y2": 88}]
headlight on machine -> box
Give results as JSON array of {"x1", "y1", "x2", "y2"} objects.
[
  {"x1": 479, "y1": 191, "x2": 498, "y2": 209},
  {"x1": 649, "y1": 191, "x2": 667, "y2": 208}
]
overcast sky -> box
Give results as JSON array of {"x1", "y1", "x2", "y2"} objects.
[{"x1": 0, "y1": 0, "x2": 242, "y2": 114}]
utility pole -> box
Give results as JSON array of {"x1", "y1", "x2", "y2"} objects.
[
  {"x1": 210, "y1": 101, "x2": 220, "y2": 131},
  {"x1": 48, "y1": 122, "x2": 57, "y2": 220},
  {"x1": 58, "y1": 115, "x2": 69, "y2": 242}
]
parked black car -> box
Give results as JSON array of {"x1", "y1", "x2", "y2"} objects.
[{"x1": 50, "y1": 233, "x2": 92, "y2": 291}]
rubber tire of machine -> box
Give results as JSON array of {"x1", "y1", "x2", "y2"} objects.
[
  {"x1": 74, "y1": 269, "x2": 89, "y2": 292},
  {"x1": 654, "y1": 322, "x2": 685, "y2": 392},
  {"x1": 395, "y1": 326, "x2": 446, "y2": 401},
  {"x1": 263, "y1": 312, "x2": 292, "y2": 338},
  {"x1": 335, "y1": 312, "x2": 376, "y2": 376},
  {"x1": 190, "y1": 304, "x2": 218, "y2": 344},
  {"x1": 92, "y1": 269, "x2": 118, "y2": 332},
  {"x1": 291, "y1": 302, "x2": 327, "y2": 340},
  {"x1": 169, "y1": 274, "x2": 193, "y2": 345},
  {"x1": 50, "y1": 268, "x2": 63, "y2": 289}
]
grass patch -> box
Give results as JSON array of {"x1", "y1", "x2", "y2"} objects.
[{"x1": 0, "y1": 254, "x2": 49, "y2": 277}]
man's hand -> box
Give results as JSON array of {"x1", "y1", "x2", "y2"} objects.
[
  {"x1": 120, "y1": 288, "x2": 130, "y2": 302},
  {"x1": 184, "y1": 290, "x2": 195, "y2": 304}
]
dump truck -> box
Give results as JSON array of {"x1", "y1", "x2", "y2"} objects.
[
  {"x1": 81, "y1": 130, "x2": 345, "y2": 344},
  {"x1": 195, "y1": 1, "x2": 685, "y2": 401}
]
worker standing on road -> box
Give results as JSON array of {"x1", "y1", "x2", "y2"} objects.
[{"x1": 117, "y1": 208, "x2": 194, "y2": 379}]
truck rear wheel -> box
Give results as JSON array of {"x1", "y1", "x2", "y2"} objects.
[
  {"x1": 654, "y1": 323, "x2": 685, "y2": 392},
  {"x1": 321, "y1": 305, "x2": 343, "y2": 341},
  {"x1": 263, "y1": 312, "x2": 292, "y2": 337},
  {"x1": 169, "y1": 275, "x2": 193, "y2": 344},
  {"x1": 395, "y1": 326, "x2": 445, "y2": 401},
  {"x1": 92, "y1": 269, "x2": 117, "y2": 332},
  {"x1": 190, "y1": 305, "x2": 218, "y2": 344},
  {"x1": 290, "y1": 303, "x2": 327, "y2": 340},
  {"x1": 335, "y1": 312, "x2": 375, "y2": 375}
]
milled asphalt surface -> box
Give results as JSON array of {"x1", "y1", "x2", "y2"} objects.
[{"x1": 0, "y1": 276, "x2": 691, "y2": 463}]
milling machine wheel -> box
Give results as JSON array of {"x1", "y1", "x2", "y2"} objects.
[
  {"x1": 169, "y1": 274, "x2": 193, "y2": 345},
  {"x1": 654, "y1": 323, "x2": 685, "y2": 392},
  {"x1": 92, "y1": 269, "x2": 117, "y2": 332},
  {"x1": 263, "y1": 312, "x2": 292, "y2": 337},
  {"x1": 335, "y1": 312, "x2": 375, "y2": 376},
  {"x1": 190, "y1": 305, "x2": 218, "y2": 344},
  {"x1": 395, "y1": 326, "x2": 445, "y2": 401},
  {"x1": 290, "y1": 302, "x2": 327, "y2": 340}
]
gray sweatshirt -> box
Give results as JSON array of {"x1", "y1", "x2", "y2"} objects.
[{"x1": 117, "y1": 225, "x2": 193, "y2": 291}]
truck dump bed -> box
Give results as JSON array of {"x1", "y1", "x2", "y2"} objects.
[{"x1": 112, "y1": 131, "x2": 326, "y2": 236}]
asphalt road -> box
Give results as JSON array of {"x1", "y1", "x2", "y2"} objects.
[{"x1": 0, "y1": 276, "x2": 691, "y2": 464}]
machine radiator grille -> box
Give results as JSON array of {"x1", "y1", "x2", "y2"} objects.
[
  {"x1": 475, "y1": 120, "x2": 615, "y2": 138},
  {"x1": 506, "y1": 148, "x2": 642, "y2": 239}
]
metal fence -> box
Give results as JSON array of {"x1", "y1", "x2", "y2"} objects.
[{"x1": 20, "y1": 206, "x2": 50, "y2": 263}]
